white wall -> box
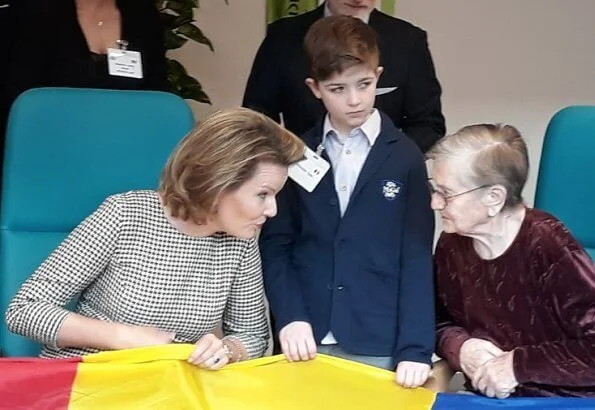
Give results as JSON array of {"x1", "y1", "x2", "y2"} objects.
[
  {"x1": 169, "y1": 1, "x2": 266, "y2": 121},
  {"x1": 397, "y1": 0, "x2": 595, "y2": 204},
  {"x1": 177, "y1": 0, "x2": 595, "y2": 205}
]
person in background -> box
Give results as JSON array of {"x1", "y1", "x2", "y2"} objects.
[
  {"x1": 6, "y1": 0, "x2": 167, "y2": 99},
  {"x1": 6, "y1": 108, "x2": 305, "y2": 370},
  {"x1": 0, "y1": 0, "x2": 20, "y2": 172},
  {"x1": 431, "y1": 124, "x2": 595, "y2": 398},
  {"x1": 259, "y1": 16, "x2": 435, "y2": 389},
  {"x1": 1, "y1": 0, "x2": 169, "y2": 175},
  {"x1": 243, "y1": 0, "x2": 445, "y2": 154}
]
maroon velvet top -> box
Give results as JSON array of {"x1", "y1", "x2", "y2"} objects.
[{"x1": 435, "y1": 208, "x2": 595, "y2": 397}]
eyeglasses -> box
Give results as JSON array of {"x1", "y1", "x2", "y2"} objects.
[{"x1": 428, "y1": 179, "x2": 490, "y2": 210}]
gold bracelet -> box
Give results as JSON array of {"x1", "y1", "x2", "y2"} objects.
[{"x1": 223, "y1": 338, "x2": 245, "y2": 362}]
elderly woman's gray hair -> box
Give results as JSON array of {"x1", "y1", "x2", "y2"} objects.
[{"x1": 427, "y1": 124, "x2": 529, "y2": 208}]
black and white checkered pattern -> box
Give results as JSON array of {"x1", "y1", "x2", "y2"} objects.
[{"x1": 6, "y1": 190, "x2": 269, "y2": 359}]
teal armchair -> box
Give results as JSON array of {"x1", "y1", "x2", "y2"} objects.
[
  {"x1": 0, "y1": 88, "x2": 194, "y2": 356},
  {"x1": 535, "y1": 106, "x2": 595, "y2": 259}
]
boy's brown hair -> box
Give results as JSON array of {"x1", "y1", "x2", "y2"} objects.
[{"x1": 304, "y1": 15, "x2": 379, "y2": 81}]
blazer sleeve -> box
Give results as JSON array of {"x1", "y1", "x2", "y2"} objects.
[
  {"x1": 401, "y1": 29, "x2": 445, "y2": 154},
  {"x1": 393, "y1": 150, "x2": 435, "y2": 365},
  {"x1": 126, "y1": 0, "x2": 167, "y2": 91},
  {"x1": 258, "y1": 181, "x2": 310, "y2": 333},
  {"x1": 242, "y1": 23, "x2": 285, "y2": 123},
  {"x1": 5, "y1": 0, "x2": 51, "y2": 102}
]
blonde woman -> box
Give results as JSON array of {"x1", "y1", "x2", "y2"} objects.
[{"x1": 6, "y1": 108, "x2": 304, "y2": 370}]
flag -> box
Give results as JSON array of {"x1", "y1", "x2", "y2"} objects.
[
  {"x1": 267, "y1": 0, "x2": 396, "y2": 24},
  {"x1": 1, "y1": 345, "x2": 595, "y2": 409}
]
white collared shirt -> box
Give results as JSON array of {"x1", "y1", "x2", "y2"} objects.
[
  {"x1": 324, "y1": 2, "x2": 372, "y2": 23},
  {"x1": 322, "y1": 109, "x2": 381, "y2": 217}
]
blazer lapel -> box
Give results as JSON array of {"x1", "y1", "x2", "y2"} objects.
[
  {"x1": 348, "y1": 119, "x2": 399, "y2": 210},
  {"x1": 301, "y1": 120, "x2": 340, "y2": 203}
]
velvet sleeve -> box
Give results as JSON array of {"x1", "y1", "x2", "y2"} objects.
[{"x1": 513, "y1": 249, "x2": 595, "y2": 385}]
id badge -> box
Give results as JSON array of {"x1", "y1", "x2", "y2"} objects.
[
  {"x1": 288, "y1": 146, "x2": 330, "y2": 193},
  {"x1": 107, "y1": 48, "x2": 143, "y2": 79}
]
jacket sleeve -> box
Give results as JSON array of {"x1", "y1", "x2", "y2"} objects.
[
  {"x1": 258, "y1": 181, "x2": 310, "y2": 334},
  {"x1": 137, "y1": 0, "x2": 167, "y2": 91},
  {"x1": 222, "y1": 238, "x2": 269, "y2": 359},
  {"x1": 242, "y1": 22, "x2": 285, "y2": 123},
  {"x1": 5, "y1": 196, "x2": 121, "y2": 348},
  {"x1": 5, "y1": 0, "x2": 51, "y2": 103},
  {"x1": 401, "y1": 29, "x2": 445, "y2": 154},
  {"x1": 393, "y1": 150, "x2": 435, "y2": 365}
]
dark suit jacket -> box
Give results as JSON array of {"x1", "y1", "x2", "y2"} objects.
[
  {"x1": 259, "y1": 112, "x2": 435, "y2": 365},
  {"x1": 243, "y1": 4, "x2": 445, "y2": 153},
  {"x1": 0, "y1": 0, "x2": 18, "y2": 167},
  {"x1": 5, "y1": 0, "x2": 166, "y2": 103}
]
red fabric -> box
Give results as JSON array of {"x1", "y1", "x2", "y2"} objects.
[{"x1": 0, "y1": 357, "x2": 80, "y2": 409}]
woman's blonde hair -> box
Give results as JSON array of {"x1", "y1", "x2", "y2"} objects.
[
  {"x1": 159, "y1": 108, "x2": 304, "y2": 223},
  {"x1": 427, "y1": 124, "x2": 529, "y2": 207}
]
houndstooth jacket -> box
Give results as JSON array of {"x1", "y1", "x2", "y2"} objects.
[{"x1": 6, "y1": 190, "x2": 269, "y2": 359}]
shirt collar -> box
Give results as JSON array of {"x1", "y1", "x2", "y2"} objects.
[
  {"x1": 322, "y1": 109, "x2": 381, "y2": 146},
  {"x1": 324, "y1": 2, "x2": 371, "y2": 23}
]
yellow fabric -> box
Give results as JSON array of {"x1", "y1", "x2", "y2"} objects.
[{"x1": 71, "y1": 345, "x2": 436, "y2": 409}]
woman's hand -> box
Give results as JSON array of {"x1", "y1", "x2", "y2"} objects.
[
  {"x1": 472, "y1": 351, "x2": 518, "y2": 399},
  {"x1": 395, "y1": 361, "x2": 431, "y2": 388},
  {"x1": 279, "y1": 321, "x2": 317, "y2": 362},
  {"x1": 187, "y1": 333, "x2": 230, "y2": 370},
  {"x1": 459, "y1": 338, "x2": 504, "y2": 379},
  {"x1": 112, "y1": 323, "x2": 175, "y2": 350}
]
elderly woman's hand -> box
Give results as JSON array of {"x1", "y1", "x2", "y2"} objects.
[
  {"x1": 459, "y1": 338, "x2": 504, "y2": 379},
  {"x1": 395, "y1": 361, "x2": 431, "y2": 388},
  {"x1": 279, "y1": 321, "x2": 317, "y2": 362},
  {"x1": 472, "y1": 350, "x2": 518, "y2": 399},
  {"x1": 187, "y1": 333, "x2": 230, "y2": 370}
]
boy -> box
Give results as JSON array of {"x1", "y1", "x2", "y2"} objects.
[{"x1": 259, "y1": 15, "x2": 435, "y2": 389}]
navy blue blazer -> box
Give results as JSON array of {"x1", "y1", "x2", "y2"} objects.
[{"x1": 260, "y1": 112, "x2": 435, "y2": 365}]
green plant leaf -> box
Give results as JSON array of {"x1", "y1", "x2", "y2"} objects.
[
  {"x1": 172, "y1": 15, "x2": 193, "y2": 29},
  {"x1": 164, "y1": 30, "x2": 188, "y2": 50},
  {"x1": 166, "y1": 59, "x2": 211, "y2": 104},
  {"x1": 166, "y1": 0, "x2": 193, "y2": 19},
  {"x1": 158, "y1": 11, "x2": 179, "y2": 30},
  {"x1": 160, "y1": 0, "x2": 228, "y2": 105},
  {"x1": 177, "y1": 23, "x2": 213, "y2": 51}
]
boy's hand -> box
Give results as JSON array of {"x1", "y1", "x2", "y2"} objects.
[
  {"x1": 279, "y1": 321, "x2": 317, "y2": 362},
  {"x1": 395, "y1": 361, "x2": 431, "y2": 388}
]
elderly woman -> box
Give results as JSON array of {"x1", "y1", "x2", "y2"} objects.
[
  {"x1": 429, "y1": 124, "x2": 595, "y2": 398},
  {"x1": 6, "y1": 108, "x2": 304, "y2": 369}
]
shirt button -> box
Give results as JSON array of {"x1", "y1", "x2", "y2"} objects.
[
  {"x1": 345, "y1": 149, "x2": 352, "y2": 155},
  {"x1": 337, "y1": 285, "x2": 345, "y2": 291},
  {"x1": 339, "y1": 185, "x2": 347, "y2": 191}
]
